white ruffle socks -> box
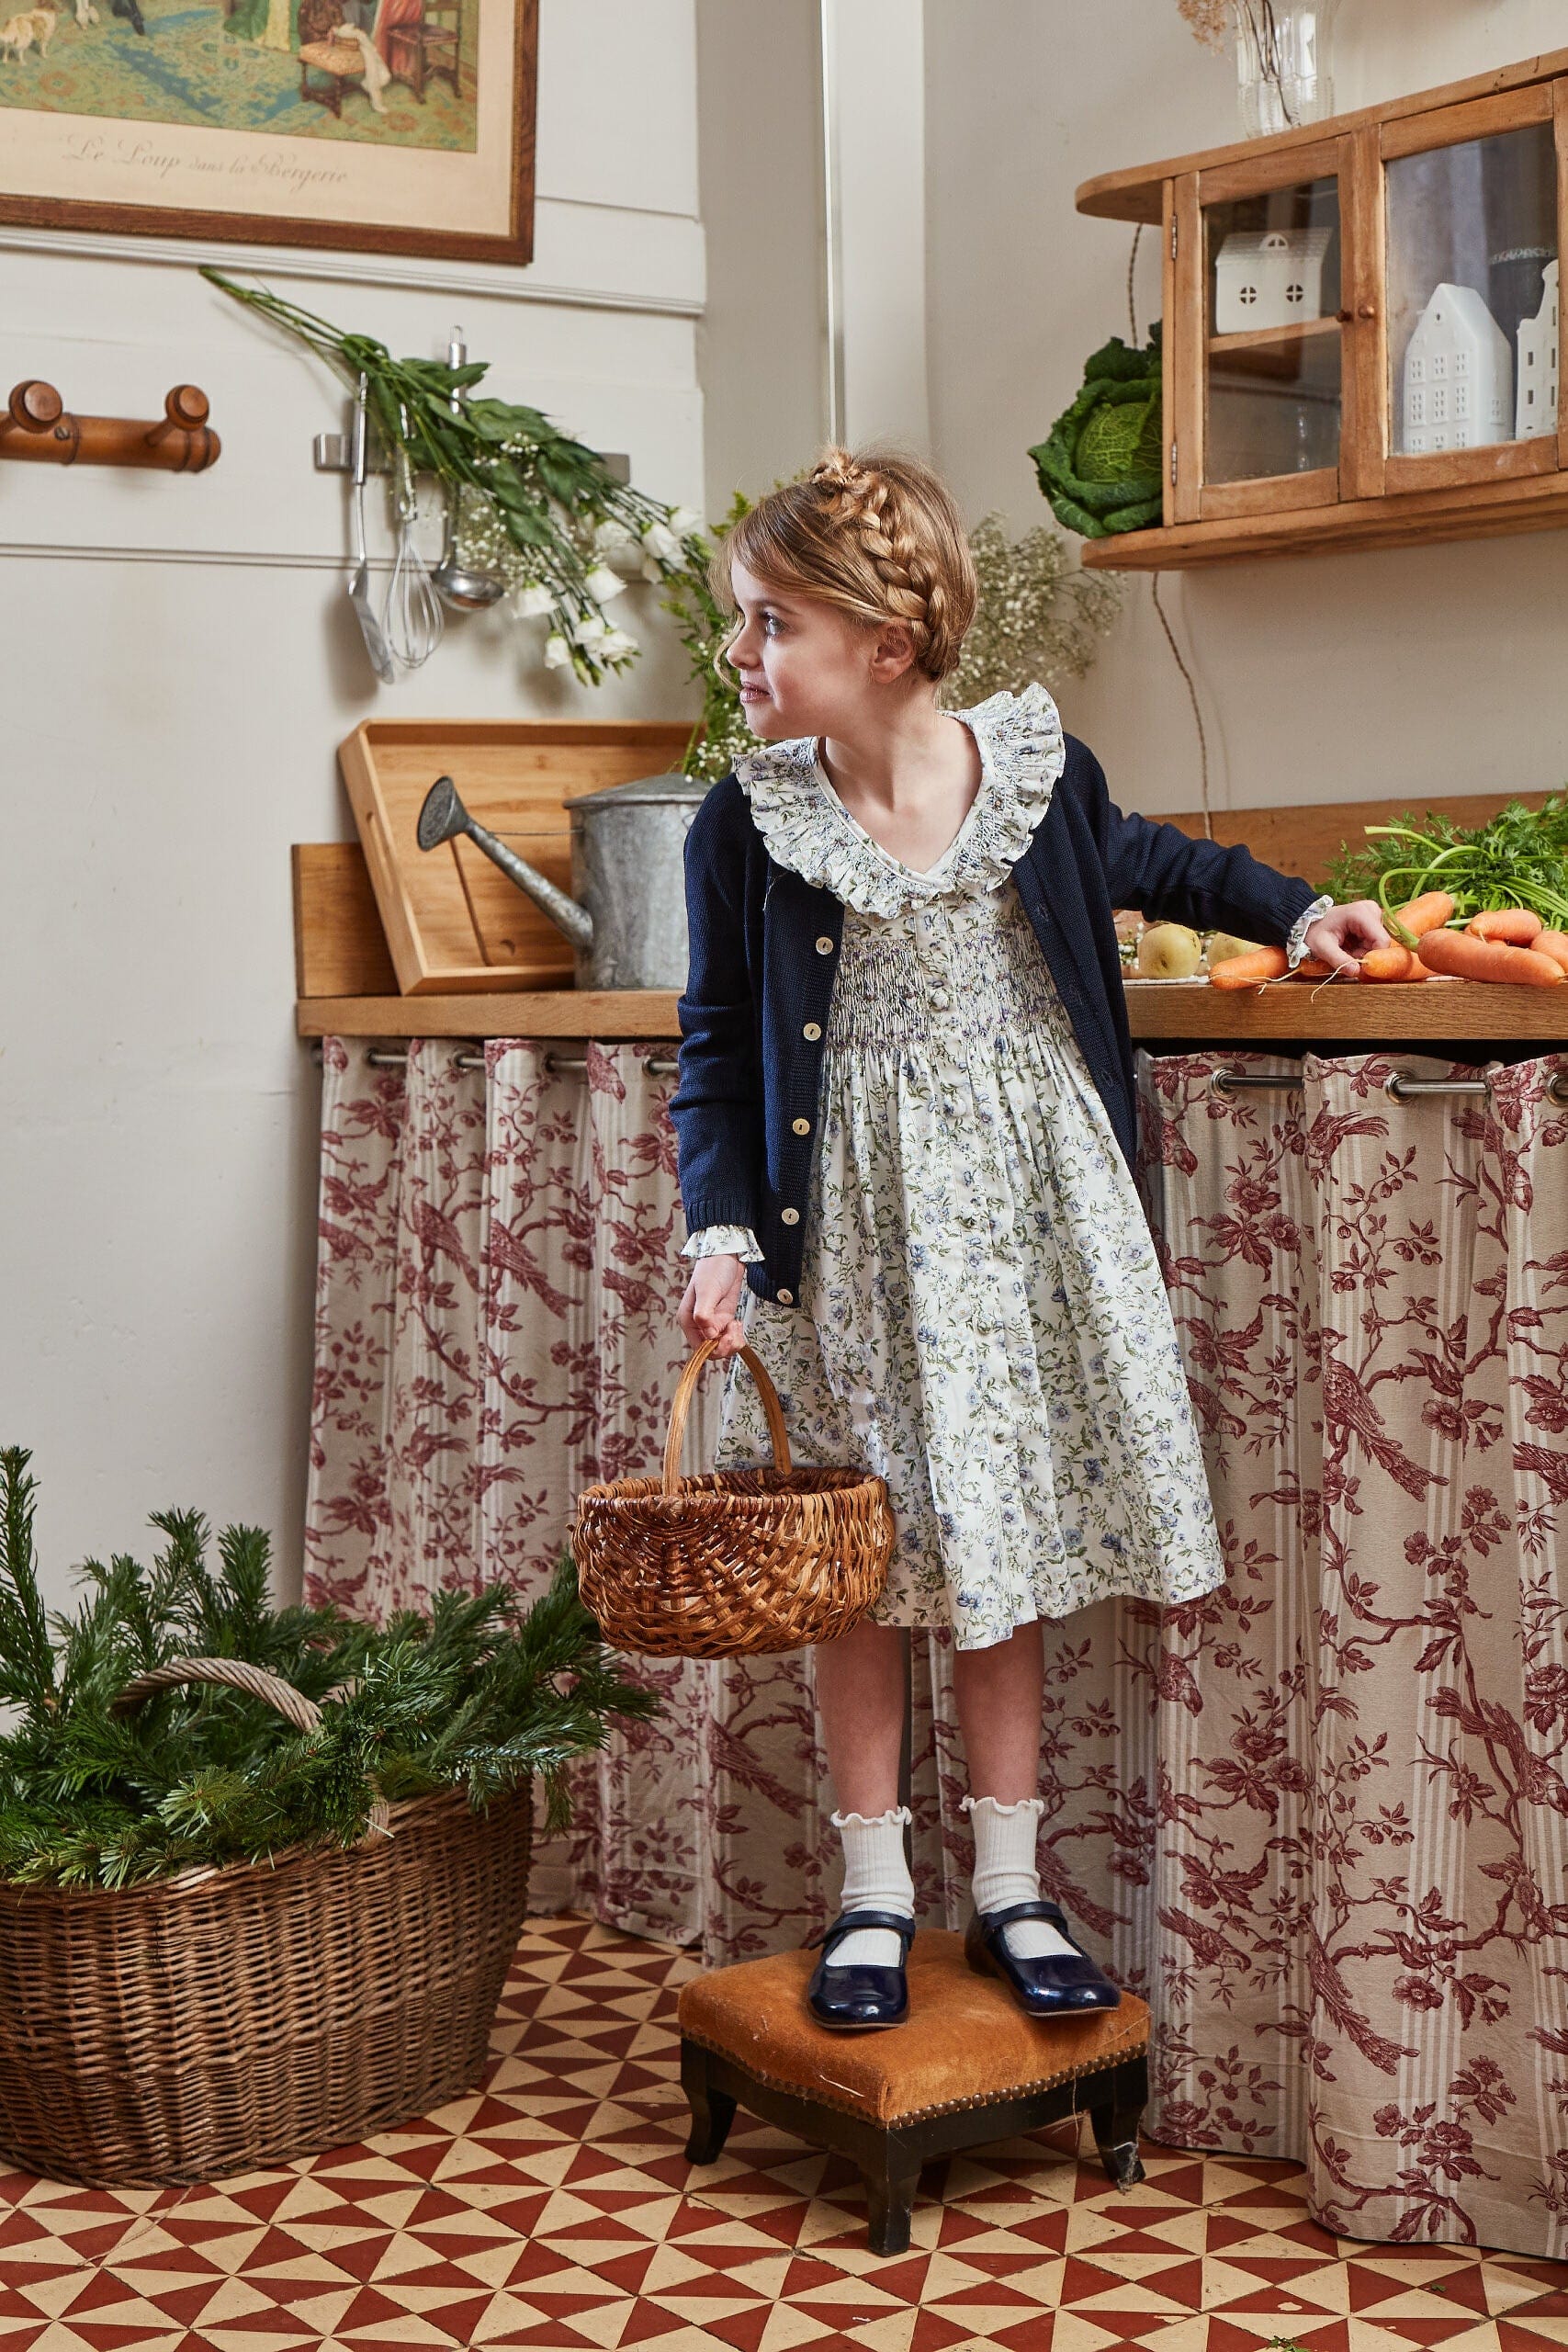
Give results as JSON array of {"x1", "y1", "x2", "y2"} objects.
[
  {"x1": 962, "y1": 1794, "x2": 1077, "y2": 1959},
  {"x1": 828, "y1": 1805, "x2": 915, "y2": 1965},
  {"x1": 827, "y1": 1795, "x2": 1078, "y2": 1964}
]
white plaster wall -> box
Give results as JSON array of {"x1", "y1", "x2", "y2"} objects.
[
  {"x1": 0, "y1": 0, "x2": 706, "y2": 1605},
  {"x1": 694, "y1": 0, "x2": 826, "y2": 509},
  {"x1": 924, "y1": 0, "x2": 1568, "y2": 820}
]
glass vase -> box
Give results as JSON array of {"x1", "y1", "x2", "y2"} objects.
[{"x1": 1234, "y1": 0, "x2": 1339, "y2": 139}]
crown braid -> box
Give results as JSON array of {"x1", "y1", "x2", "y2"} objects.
[
  {"x1": 718, "y1": 444, "x2": 977, "y2": 682},
  {"x1": 808, "y1": 448, "x2": 945, "y2": 671}
]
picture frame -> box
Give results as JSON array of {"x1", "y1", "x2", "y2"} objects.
[{"x1": 0, "y1": 0, "x2": 536, "y2": 266}]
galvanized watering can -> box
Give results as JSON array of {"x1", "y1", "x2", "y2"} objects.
[{"x1": 416, "y1": 770, "x2": 708, "y2": 990}]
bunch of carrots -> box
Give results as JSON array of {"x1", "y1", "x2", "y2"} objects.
[{"x1": 1211, "y1": 893, "x2": 1568, "y2": 989}]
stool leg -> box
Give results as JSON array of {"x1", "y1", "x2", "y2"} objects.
[
  {"x1": 1089, "y1": 2097, "x2": 1146, "y2": 2190},
  {"x1": 863, "y1": 2154, "x2": 921, "y2": 2257},
  {"x1": 681, "y1": 2041, "x2": 737, "y2": 2165}
]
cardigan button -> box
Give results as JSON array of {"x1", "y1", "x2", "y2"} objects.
[
  {"x1": 815, "y1": 935, "x2": 835, "y2": 955},
  {"x1": 777, "y1": 1287, "x2": 794, "y2": 1305},
  {"x1": 803, "y1": 1022, "x2": 822, "y2": 1041},
  {"x1": 792, "y1": 1117, "x2": 811, "y2": 1136},
  {"x1": 781, "y1": 1207, "x2": 800, "y2": 1225}
]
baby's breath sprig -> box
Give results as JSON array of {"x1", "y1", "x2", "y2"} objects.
[{"x1": 942, "y1": 513, "x2": 1123, "y2": 711}]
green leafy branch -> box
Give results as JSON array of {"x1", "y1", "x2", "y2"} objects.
[{"x1": 201, "y1": 267, "x2": 707, "y2": 685}]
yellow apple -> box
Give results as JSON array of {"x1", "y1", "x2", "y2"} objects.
[{"x1": 1135, "y1": 922, "x2": 1203, "y2": 979}]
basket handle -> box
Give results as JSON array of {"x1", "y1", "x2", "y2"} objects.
[
  {"x1": 662, "y1": 1337, "x2": 792, "y2": 1496},
  {"x1": 109, "y1": 1657, "x2": 390, "y2": 1838},
  {"x1": 111, "y1": 1656, "x2": 328, "y2": 1727}
]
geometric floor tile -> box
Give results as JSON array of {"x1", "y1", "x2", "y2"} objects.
[{"x1": 0, "y1": 1915, "x2": 1563, "y2": 2352}]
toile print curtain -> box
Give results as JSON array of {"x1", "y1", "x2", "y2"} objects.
[{"x1": 306, "y1": 1035, "x2": 1568, "y2": 2256}]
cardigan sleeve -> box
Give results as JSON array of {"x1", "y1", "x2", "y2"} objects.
[
  {"x1": 669, "y1": 780, "x2": 766, "y2": 1238},
  {"x1": 1084, "y1": 745, "x2": 1322, "y2": 944}
]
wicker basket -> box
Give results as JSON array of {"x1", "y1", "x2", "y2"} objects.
[
  {"x1": 572, "y1": 1336, "x2": 895, "y2": 1657},
  {"x1": 0, "y1": 1657, "x2": 533, "y2": 2188}
]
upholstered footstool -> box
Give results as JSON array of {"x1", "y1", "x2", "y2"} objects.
[{"x1": 677, "y1": 1928, "x2": 1150, "y2": 2256}]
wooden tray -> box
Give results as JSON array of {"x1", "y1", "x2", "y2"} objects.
[{"x1": 338, "y1": 718, "x2": 693, "y2": 996}]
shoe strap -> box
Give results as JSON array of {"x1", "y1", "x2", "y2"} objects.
[
  {"x1": 982, "y1": 1897, "x2": 1072, "y2": 1936},
  {"x1": 808, "y1": 1907, "x2": 917, "y2": 1955}
]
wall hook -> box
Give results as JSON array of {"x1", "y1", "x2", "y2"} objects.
[{"x1": 0, "y1": 380, "x2": 221, "y2": 472}]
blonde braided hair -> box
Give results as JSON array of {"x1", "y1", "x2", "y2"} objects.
[{"x1": 716, "y1": 445, "x2": 976, "y2": 683}]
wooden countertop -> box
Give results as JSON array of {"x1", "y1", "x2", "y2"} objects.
[
  {"x1": 1120, "y1": 978, "x2": 1568, "y2": 1043},
  {"x1": 297, "y1": 991, "x2": 680, "y2": 1040},
  {"x1": 295, "y1": 979, "x2": 1568, "y2": 1046}
]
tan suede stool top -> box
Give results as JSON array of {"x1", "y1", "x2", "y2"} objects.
[{"x1": 678, "y1": 1928, "x2": 1150, "y2": 2129}]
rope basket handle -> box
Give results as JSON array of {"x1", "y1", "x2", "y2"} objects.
[
  {"x1": 111, "y1": 1656, "x2": 330, "y2": 1727},
  {"x1": 661, "y1": 1337, "x2": 792, "y2": 1496},
  {"x1": 109, "y1": 1657, "x2": 390, "y2": 1838}
]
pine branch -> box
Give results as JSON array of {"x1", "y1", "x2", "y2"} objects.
[{"x1": 0, "y1": 1449, "x2": 55, "y2": 1720}]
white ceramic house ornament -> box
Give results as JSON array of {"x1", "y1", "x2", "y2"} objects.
[
  {"x1": 1213, "y1": 227, "x2": 1334, "y2": 334},
  {"x1": 1516, "y1": 258, "x2": 1560, "y2": 440},
  {"x1": 1402, "y1": 284, "x2": 1513, "y2": 454}
]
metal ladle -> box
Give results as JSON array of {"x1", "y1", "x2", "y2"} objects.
[
  {"x1": 346, "y1": 375, "x2": 396, "y2": 683},
  {"x1": 430, "y1": 330, "x2": 504, "y2": 612}
]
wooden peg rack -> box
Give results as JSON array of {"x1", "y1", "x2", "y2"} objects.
[{"x1": 0, "y1": 379, "x2": 221, "y2": 471}]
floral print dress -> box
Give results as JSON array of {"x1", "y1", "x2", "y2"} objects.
[{"x1": 703, "y1": 684, "x2": 1228, "y2": 1653}]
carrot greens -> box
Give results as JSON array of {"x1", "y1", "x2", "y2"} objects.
[{"x1": 1324, "y1": 795, "x2": 1568, "y2": 938}]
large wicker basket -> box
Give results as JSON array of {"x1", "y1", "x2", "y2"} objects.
[
  {"x1": 572, "y1": 1336, "x2": 895, "y2": 1657},
  {"x1": 0, "y1": 1658, "x2": 534, "y2": 2188}
]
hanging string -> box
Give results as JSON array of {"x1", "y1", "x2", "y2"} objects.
[
  {"x1": 1128, "y1": 224, "x2": 1214, "y2": 842},
  {"x1": 1150, "y1": 578, "x2": 1213, "y2": 841}
]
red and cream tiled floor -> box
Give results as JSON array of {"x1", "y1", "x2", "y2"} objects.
[{"x1": 3, "y1": 1915, "x2": 1566, "y2": 2352}]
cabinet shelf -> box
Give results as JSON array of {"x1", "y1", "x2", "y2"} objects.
[
  {"x1": 1077, "y1": 49, "x2": 1568, "y2": 567},
  {"x1": 1207, "y1": 315, "x2": 1341, "y2": 356},
  {"x1": 1080, "y1": 462, "x2": 1568, "y2": 570}
]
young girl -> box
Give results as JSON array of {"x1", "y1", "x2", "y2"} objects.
[{"x1": 671, "y1": 447, "x2": 1386, "y2": 2033}]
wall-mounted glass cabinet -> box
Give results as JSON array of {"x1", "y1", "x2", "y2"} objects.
[{"x1": 1076, "y1": 59, "x2": 1568, "y2": 567}]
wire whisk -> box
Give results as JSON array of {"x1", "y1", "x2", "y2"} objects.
[{"x1": 381, "y1": 426, "x2": 444, "y2": 673}]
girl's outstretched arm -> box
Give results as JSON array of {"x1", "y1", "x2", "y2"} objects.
[{"x1": 1084, "y1": 745, "x2": 1325, "y2": 948}]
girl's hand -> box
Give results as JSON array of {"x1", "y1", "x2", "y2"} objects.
[
  {"x1": 1305, "y1": 899, "x2": 1391, "y2": 973},
  {"x1": 679, "y1": 1252, "x2": 749, "y2": 1359}
]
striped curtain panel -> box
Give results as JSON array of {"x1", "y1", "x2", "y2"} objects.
[{"x1": 305, "y1": 1035, "x2": 1568, "y2": 2256}]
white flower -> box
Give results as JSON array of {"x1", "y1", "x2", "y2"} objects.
[
  {"x1": 584, "y1": 563, "x2": 626, "y2": 603},
  {"x1": 669, "y1": 505, "x2": 703, "y2": 537},
  {"x1": 640, "y1": 556, "x2": 663, "y2": 583},
  {"x1": 640, "y1": 520, "x2": 680, "y2": 563},
  {"x1": 572, "y1": 612, "x2": 608, "y2": 648},
  {"x1": 543, "y1": 631, "x2": 571, "y2": 670},
  {"x1": 600, "y1": 628, "x2": 639, "y2": 662},
  {"x1": 593, "y1": 518, "x2": 638, "y2": 558},
  {"x1": 511, "y1": 581, "x2": 553, "y2": 617}
]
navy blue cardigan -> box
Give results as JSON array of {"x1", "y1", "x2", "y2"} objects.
[{"x1": 671, "y1": 735, "x2": 1319, "y2": 1306}]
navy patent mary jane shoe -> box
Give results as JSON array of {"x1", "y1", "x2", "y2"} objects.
[
  {"x1": 964, "y1": 1898, "x2": 1121, "y2": 2018},
  {"x1": 805, "y1": 1908, "x2": 916, "y2": 2031}
]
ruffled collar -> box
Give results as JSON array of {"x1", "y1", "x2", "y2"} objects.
[{"x1": 733, "y1": 682, "x2": 1066, "y2": 918}]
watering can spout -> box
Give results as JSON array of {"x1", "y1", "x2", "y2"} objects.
[{"x1": 416, "y1": 775, "x2": 594, "y2": 953}]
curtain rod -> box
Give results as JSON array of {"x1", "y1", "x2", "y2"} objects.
[
  {"x1": 308, "y1": 1046, "x2": 678, "y2": 1077},
  {"x1": 1213, "y1": 1069, "x2": 1568, "y2": 1104},
  {"x1": 302, "y1": 1049, "x2": 1562, "y2": 1102}
]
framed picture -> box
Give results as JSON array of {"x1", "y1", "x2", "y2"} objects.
[{"x1": 0, "y1": 0, "x2": 536, "y2": 265}]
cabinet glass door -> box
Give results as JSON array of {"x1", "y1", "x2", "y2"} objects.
[
  {"x1": 1385, "y1": 113, "x2": 1559, "y2": 471},
  {"x1": 1202, "y1": 169, "x2": 1343, "y2": 500}
]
